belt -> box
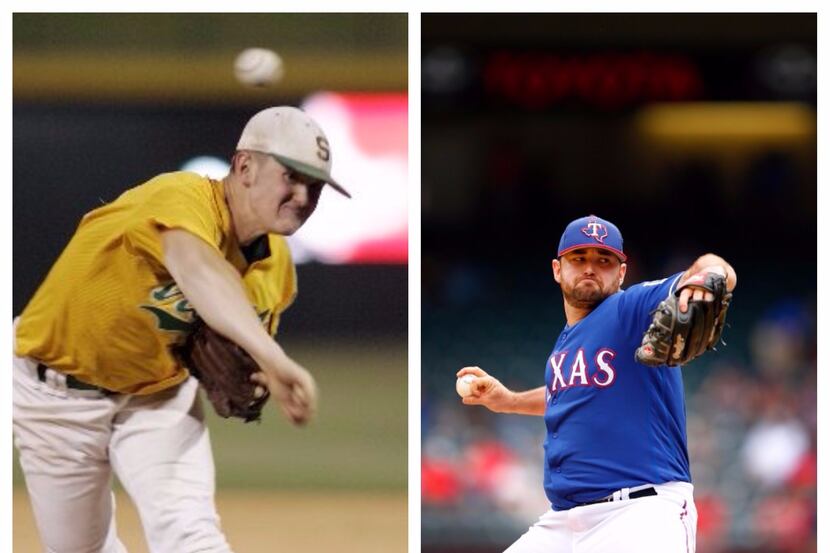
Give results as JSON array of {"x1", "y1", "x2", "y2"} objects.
[
  {"x1": 580, "y1": 486, "x2": 657, "y2": 506},
  {"x1": 36, "y1": 363, "x2": 115, "y2": 394}
]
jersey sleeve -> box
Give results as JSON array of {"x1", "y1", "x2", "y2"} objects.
[
  {"x1": 618, "y1": 272, "x2": 684, "y2": 335},
  {"x1": 122, "y1": 174, "x2": 223, "y2": 269}
]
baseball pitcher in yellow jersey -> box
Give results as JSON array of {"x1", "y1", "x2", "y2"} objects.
[{"x1": 13, "y1": 106, "x2": 349, "y2": 552}]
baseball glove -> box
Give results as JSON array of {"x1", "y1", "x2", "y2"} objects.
[
  {"x1": 178, "y1": 320, "x2": 269, "y2": 422},
  {"x1": 635, "y1": 272, "x2": 732, "y2": 367}
]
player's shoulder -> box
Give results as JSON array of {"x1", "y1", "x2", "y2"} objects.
[
  {"x1": 120, "y1": 171, "x2": 214, "y2": 204},
  {"x1": 613, "y1": 272, "x2": 687, "y2": 355},
  {"x1": 624, "y1": 274, "x2": 683, "y2": 294},
  {"x1": 143, "y1": 171, "x2": 212, "y2": 191},
  {"x1": 617, "y1": 272, "x2": 684, "y2": 312}
]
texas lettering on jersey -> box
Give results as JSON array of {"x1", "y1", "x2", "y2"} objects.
[{"x1": 548, "y1": 348, "x2": 617, "y2": 393}]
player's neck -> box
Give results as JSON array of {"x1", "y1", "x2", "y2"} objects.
[
  {"x1": 223, "y1": 176, "x2": 265, "y2": 246},
  {"x1": 562, "y1": 301, "x2": 593, "y2": 326}
]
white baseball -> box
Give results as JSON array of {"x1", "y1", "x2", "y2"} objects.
[
  {"x1": 456, "y1": 374, "x2": 477, "y2": 398},
  {"x1": 234, "y1": 48, "x2": 284, "y2": 87}
]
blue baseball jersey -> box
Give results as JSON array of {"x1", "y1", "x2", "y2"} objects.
[{"x1": 543, "y1": 272, "x2": 689, "y2": 511}]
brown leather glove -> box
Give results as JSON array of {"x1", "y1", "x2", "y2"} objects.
[
  {"x1": 635, "y1": 272, "x2": 733, "y2": 367},
  {"x1": 178, "y1": 320, "x2": 269, "y2": 422}
]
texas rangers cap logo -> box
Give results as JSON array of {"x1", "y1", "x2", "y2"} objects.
[
  {"x1": 558, "y1": 214, "x2": 627, "y2": 261},
  {"x1": 581, "y1": 221, "x2": 608, "y2": 244}
]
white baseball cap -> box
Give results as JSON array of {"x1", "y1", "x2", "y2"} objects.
[{"x1": 236, "y1": 106, "x2": 350, "y2": 198}]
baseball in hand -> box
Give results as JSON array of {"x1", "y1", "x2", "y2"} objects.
[
  {"x1": 456, "y1": 374, "x2": 477, "y2": 397},
  {"x1": 234, "y1": 48, "x2": 284, "y2": 87}
]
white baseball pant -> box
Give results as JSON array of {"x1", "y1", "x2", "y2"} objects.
[
  {"x1": 13, "y1": 347, "x2": 233, "y2": 553},
  {"x1": 505, "y1": 482, "x2": 697, "y2": 553}
]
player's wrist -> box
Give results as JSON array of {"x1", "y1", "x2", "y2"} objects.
[
  {"x1": 499, "y1": 388, "x2": 518, "y2": 414},
  {"x1": 249, "y1": 340, "x2": 288, "y2": 378}
]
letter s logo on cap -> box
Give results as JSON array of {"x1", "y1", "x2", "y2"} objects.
[{"x1": 316, "y1": 136, "x2": 331, "y2": 161}]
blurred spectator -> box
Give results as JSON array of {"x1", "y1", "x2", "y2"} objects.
[
  {"x1": 423, "y1": 457, "x2": 463, "y2": 506},
  {"x1": 695, "y1": 492, "x2": 731, "y2": 553},
  {"x1": 752, "y1": 490, "x2": 814, "y2": 553},
  {"x1": 750, "y1": 299, "x2": 812, "y2": 381},
  {"x1": 464, "y1": 439, "x2": 517, "y2": 497},
  {"x1": 741, "y1": 411, "x2": 809, "y2": 489}
]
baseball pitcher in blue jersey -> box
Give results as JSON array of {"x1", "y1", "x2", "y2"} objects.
[{"x1": 458, "y1": 214, "x2": 737, "y2": 553}]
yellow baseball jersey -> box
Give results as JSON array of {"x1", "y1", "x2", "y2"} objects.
[{"x1": 15, "y1": 171, "x2": 297, "y2": 395}]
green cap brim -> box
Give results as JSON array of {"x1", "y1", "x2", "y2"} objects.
[{"x1": 272, "y1": 154, "x2": 351, "y2": 199}]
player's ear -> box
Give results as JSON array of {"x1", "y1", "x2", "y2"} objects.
[
  {"x1": 618, "y1": 262, "x2": 627, "y2": 286},
  {"x1": 232, "y1": 151, "x2": 257, "y2": 185},
  {"x1": 551, "y1": 258, "x2": 562, "y2": 283},
  {"x1": 231, "y1": 151, "x2": 244, "y2": 172}
]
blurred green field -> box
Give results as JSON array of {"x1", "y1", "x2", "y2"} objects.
[{"x1": 13, "y1": 338, "x2": 407, "y2": 491}]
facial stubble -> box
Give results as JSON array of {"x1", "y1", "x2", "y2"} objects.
[{"x1": 563, "y1": 279, "x2": 613, "y2": 310}]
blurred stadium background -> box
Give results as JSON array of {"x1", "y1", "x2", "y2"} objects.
[
  {"x1": 13, "y1": 13, "x2": 407, "y2": 553},
  {"x1": 421, "y1": 13, "x2": 815, "y2": 553}
]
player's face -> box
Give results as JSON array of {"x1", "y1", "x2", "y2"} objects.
[
  {"x1": 553, "y1": 248, "x2": 626, "y2": 309},
  {"x1": 247, "y1": 154, "x2": 324, "y2": 235}
]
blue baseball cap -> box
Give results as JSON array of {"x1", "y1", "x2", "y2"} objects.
[{"x1": 557, "y1": 215, "x2": 627, "y2": 262}]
